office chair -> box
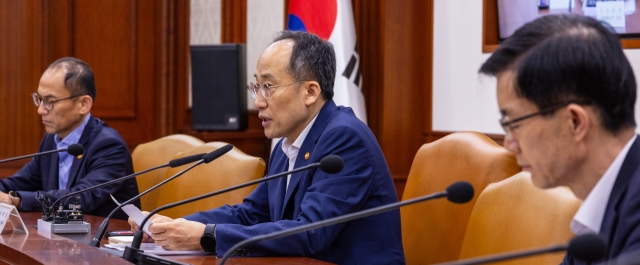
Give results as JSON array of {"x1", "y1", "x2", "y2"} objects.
[
  {"x1": 400, "y1": 131, "x2": 521, "y2": 264},
  {"x1": 132, "y1": 134, "x2": 204, "y2": 211},
  {"x1": 154, "y1": 142, "x2": 266, "y2": 218},
  {"x1": 458, "y1": 171, "x2": 581, "y2": 264}
]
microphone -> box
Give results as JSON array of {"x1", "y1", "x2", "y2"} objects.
[
  {"x1": 433, "y1": 233, "x2": 607, "y2": 265},
  {"x1": 88, "y1": 144, "x2": 233, "y2": 247},
  {"x1": 46, "y1": 152, "x2": 207, "y2": 216},
  {"x1": 123, "y1": 155, "x2": 344, "y2": 263},
  {"x1": 0, "y1": 143, "x2": 84, "y2": 164},
  {"x1": 218, "y1": 181, "x2": 474, "y2": 264}
]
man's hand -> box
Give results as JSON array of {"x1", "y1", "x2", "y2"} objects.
[
  {"x1": 0, "y1": 191, "x2": 12, "y2": 205},
  {"x1": 127, "y1": 211, "x2": 173, "y2": 243},
  {"x1": 148, "y1": 219, "x2": 206, "y2": 251}
]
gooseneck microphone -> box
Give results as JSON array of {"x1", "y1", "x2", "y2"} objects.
[
  {"x1": 49, "y1": 153, "x2": 206, "y2": 213},
  {"x1": 433, "y1": 233, "x2": 607, "y2": 265},
  {"x1": 88, "y1": 144, "x2": 233, "y2": 247},
  {"x1": 0, "y1": 143, "x2": 84, "y2": 164},
  {"x1": 218, "y1": 181, "x2": 474, "y2": 264},
  {"x1": 124, "y1": 155, "x2": 344, "y2": 264}
]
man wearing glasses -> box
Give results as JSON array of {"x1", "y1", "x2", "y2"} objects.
[
  {"x1": 0, "y1": 57, "x2": 139, "y2": 220},
  {"x1": 481, "y1": 15, "x2": 639, "y2": 263},
  {"x1": 131, "y1": 31, "x2": 405, "y2": 264}
]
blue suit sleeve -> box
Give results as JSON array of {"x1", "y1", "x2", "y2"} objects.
[{"x1": 190, "y1": 125, "x2": 381, "y2": 257}]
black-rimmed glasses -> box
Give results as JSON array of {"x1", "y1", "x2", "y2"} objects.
[
  {"x1": 499, "y1": 101, "x2": 591, "y2": 140},
  {"x1": 31, "y1": 93, "x2": 83, "y2": 111}
]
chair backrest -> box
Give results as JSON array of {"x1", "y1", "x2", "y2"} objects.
[
  {"x1": 154, "y1": 142, "x2": 266, "y2": 218},
  {"x1": 458, "y1": 172, "x2": 581, "y2": 264},
  {"x1": 132, "y1": 134, "x2": 204, "y2": 211},
  {"x1": 401, "y1": 131, "x2": 521, "y2": 265}
]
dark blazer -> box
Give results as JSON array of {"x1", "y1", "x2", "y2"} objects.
[
  {"x1": 563, "y1": 136, "x2": 640, "y2": 264},
  {"x1": 186, "y1": 100, "x2": 406, "y2": 265},
  {"x1": 0, "y1": 116, "x2": 139, "y2": 220}
]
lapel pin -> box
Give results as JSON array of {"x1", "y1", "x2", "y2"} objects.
[
  {"x1": 77, "y1": 155, "x2": 83, "y2": 160},
  {"x1": 304, "y1": 152, "x2": 310, "y2": 160}
]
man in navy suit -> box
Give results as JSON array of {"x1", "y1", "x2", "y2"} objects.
[
  {"x1": 480, "y1": 15, "x2": 640, "y2": 263},
  {"x1": 0, "y1": 57, "x2": 139, "y2": 220},
  {"x1": 132, "y1": 31, "x2": 405, "y2": 264}
]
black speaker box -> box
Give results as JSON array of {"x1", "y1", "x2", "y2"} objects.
[{"x1": 191, "y1": 44, "x2": 247, "y2": 131}]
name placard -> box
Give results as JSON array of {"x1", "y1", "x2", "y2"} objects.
[{"x1": 0, "y1": 203, "x2": 28, "y2": 235}]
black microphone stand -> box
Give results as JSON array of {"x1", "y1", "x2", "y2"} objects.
[
  {"x1": 123, "y1": 162, "x2": 324, "y2": 263},
  {"x1": 89, "y1": 160, "x2": 205, "y2": 247},
  {"x1": 218, "y1": 191, "x2": 449, "y2": 264}
]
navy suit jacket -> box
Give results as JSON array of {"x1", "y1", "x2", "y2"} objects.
[
  {"x1": 186, "y1": 100, "x2": 406, "y2": 265},
  {"x1": 563, "y1": 136, "x2": 640, "y2": 264},
  {"x1": 0, "y1": 116, "x2": 140, "y2": 220}
]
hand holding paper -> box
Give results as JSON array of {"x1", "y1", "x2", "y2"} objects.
[{"x1": 121, "y1": 204, "x2": 154, "y2": 235}]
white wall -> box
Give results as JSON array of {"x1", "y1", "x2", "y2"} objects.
[
  {"x1": 432, "y1": 0, "x2": 640, "y2": 134},
  {"x1": 246, "y1": 0, "x2": 285, "y2": 110}
]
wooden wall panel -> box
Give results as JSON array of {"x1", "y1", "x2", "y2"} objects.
[
  {"x1": 0, "y1": 1, "x2": 46, "y2": 177},
  {"x1": 40, "y1": 0, "x2": 183, "y2": 151},
  {"x1": 73, "y1": 1, "x2": 137, "y2": 118},
  {"x1": 0, "y1": 0, "x2": 187, "y2": 177},
  {"x1": 353, "y1": 0, "x2": 433, "y2": 197},
  {"x1": 380, "y1": 0, "x2": 432, "y2": 197}
]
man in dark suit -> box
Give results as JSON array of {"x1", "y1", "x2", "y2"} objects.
[
  {"x1": 0, "y1": 57, "x2": 139, "y2": 220},
  {"x1": 131, "y1": 31, "x2": 405, "y2": 264},
  {"x1": 480, "y1": 15, "x2": 639, "y2": 263}
]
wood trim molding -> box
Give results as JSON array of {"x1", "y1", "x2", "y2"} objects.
[
  {"x1": 221, "y1": 0, "x2": 246, "y2": 43},
  {"x1": 483, "y1": 0, "x2": 640, "y2": 53},
  {"x1": 482, "y1": 0, "x2": 499, "y2": 53}
]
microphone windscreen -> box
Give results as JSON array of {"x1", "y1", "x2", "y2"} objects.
[
  {"x1": 446, "y1": 181, "x2": 474, "y2": 204},
  {"x1": 203, "y1": 144, "x2": 233, "y2": 163},
  {"x1": 567, "y1": 233, "x2": 607, "y2": 262},
  {"x1": 67, "y1": 144, "x2": 84, "y2": 156},
  {"x1": 169, "y1": 153, "x2": 206, "y2": 168},
  {"x1": 319, "y1": 155, "x2": 343, "y2": 174}
]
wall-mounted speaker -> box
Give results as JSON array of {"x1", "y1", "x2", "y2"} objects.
[{"x1": 191, "y1": 44, "x2": 247, "y2": 131}]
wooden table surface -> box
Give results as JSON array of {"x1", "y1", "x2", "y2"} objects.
[{"x1": 0, "y1": 212, "x2": 332, "y2": 265}]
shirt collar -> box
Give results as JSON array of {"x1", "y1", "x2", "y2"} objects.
[
  {"x1": 571, "y1": 134, "x2": 637, "y2": 235},
  {"x1": 281, "y1": 114, "x2": 319, "y2": 160},
  {"x1": 55, "y1": 114, "x2": 91, "y2": 148}
]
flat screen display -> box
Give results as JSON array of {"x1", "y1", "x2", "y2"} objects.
[{"x1": 498, "y1": 0, "x2": 640, "y2": 40}]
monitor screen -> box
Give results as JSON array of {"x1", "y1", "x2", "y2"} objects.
[{"x1": 498, "y1": 0, "x2": 640, "y2": 40}]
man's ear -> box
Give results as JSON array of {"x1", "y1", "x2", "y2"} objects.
[
  {"x1": 567, "y1": 104, "x2": 590, "y2": 141},
  {"x1": 78, "y1": 95, "x2": 93, "y2": 115},
  {"x1": 304, "y1": 81, "x2": 322, "y2": 106}
]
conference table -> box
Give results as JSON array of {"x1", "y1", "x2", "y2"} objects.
[{"x1": 0, "y1": 212, "x2": 332, "y2": 265}]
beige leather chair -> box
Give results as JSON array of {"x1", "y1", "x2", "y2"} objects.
[
  {"x1": 154, "y1": 142, "x2": 266, "y2": 219},
  {"x1": 400, "y1": 131, "x2": 521, "y2": 264},
  {"x1": 458, "y1": 172, "x2": 581, "y2": 264},
  {"x1": 132, "y1": 134, "x2": 204, "y2": 211}
]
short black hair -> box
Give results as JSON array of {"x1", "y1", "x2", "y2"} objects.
[
  {"x1": 481, "y1": 15, "x2": 636, "y2": 133},
  {"x1": 272, "y1": 30, "x2": 336, "y2": 100},
  {"x1": 47, "y1": 57, "x2": 97, "y2": 102}
]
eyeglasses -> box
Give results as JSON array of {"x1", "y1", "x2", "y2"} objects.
[
  {"x1": 499, "y1": 101, "x2": 590, "y2": 140},
  {"x1": 31, "y1": 93, "x2": 83, "y2": 111},
  {"x1": 248, "y1": 82, "x2": 303, "y2": 99}
]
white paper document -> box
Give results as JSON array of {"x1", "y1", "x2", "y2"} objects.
[
  {"x1": 104, "y1": 241, "x2": 208, "y2": 256},
  {"x1": 120, "y1": 204, "x2": 153, "y2": 235}
]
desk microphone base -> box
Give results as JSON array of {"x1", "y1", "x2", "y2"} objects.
[{"x1": 37, "y1": 219, "x2": 91, "y2": 244}]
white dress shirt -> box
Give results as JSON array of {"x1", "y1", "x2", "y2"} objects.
[
  {"x1": 571, "y1": 134, "x2": 637, "y2": 235},
  {"x1": 281, "y1": 114, "x2": 318, "y2": 192}
]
